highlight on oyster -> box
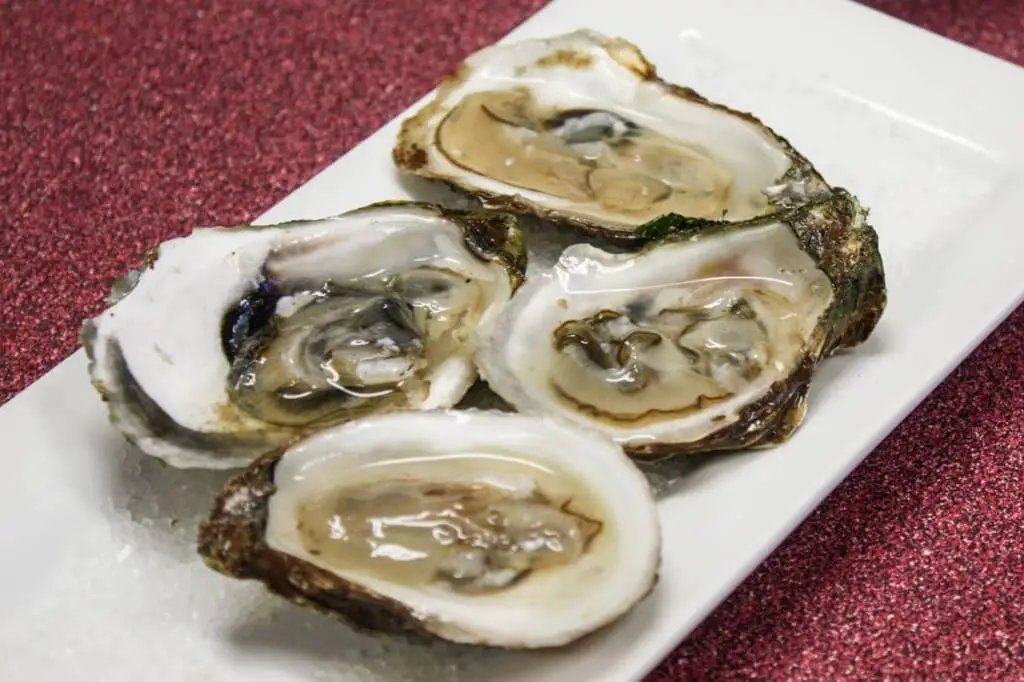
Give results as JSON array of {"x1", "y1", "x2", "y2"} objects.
[
  {"x1": 393, "y1": 29, "x2": 830, "y2": 242},
  {"x1": 197, "y1": 410, "x2": 662, "y2": 649},
  {"x1": 81, "y1": 202, "x2": 526, "y2": 469},
  {"x1": 476, "y1": 189, "x2": 887, "y2": 460}
]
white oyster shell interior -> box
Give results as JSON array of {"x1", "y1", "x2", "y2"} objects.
[
  {"x1": 476, "y1": 221, "x2": 834, "y2": 450},
  {"x1": 398, "y1": 29, "x2": 821, "y2": 233},
  {"x1": 264, "y1": 410, "x2": 661, "y2": 649},
  {"x1": 86, "y1": 204, "x2": 517, "y2": 469}
]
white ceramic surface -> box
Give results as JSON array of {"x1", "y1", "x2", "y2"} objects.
[{"x1": 3, "y1": 0, "x2": 1024, "y2": 680}]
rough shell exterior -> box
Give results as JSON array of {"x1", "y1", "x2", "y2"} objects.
[
  {"x1": 197, "y1": 448, "x2": 437, "y2": 640},
  {"x1": 628, "y1": 188, "x2": 887, "y2": 465}
]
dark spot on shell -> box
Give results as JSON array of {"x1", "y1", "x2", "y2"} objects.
[{"x1": 394, "y1": 143, "x2": 428, "y2": 170}]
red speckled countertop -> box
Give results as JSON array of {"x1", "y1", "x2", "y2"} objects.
[{"x1": 2, "y1": 0, "x2": 1022, "y2": 678}]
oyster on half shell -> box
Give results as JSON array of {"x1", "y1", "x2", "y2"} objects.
[
  {"x1": 394, "y1": 29, "x2": 830, "y2": 243},
  {"x1": 81, "y1": 202, "x2": 526, "y2": 469},
  {"x1": 197, "y1": 410, "x2": 661, "y2": 649},
  {"x1": 476, "y1": 189, "x2": 886, "y2": 461}
]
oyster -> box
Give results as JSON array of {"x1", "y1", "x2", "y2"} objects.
[
  {"x1": 197, "y1": 410, "x2": 661, "y2": 649},
  {"x1": 81, "y1": 202, "x2": 526, "y2": 469},
  {"x1": 394, "y1": 29, "x2": 830, "y2": 243},
  {"x1": 475, "y1": 189, "x2": 886, "y2": 461}
]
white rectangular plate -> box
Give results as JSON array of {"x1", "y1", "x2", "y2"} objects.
[{"x1": 3, "y1": 1, "x2": 1024, "y2": 680}]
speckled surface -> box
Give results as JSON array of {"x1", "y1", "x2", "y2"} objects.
[{"x1": 1, "y1": 0, "x2": 1022, "y2": 679}]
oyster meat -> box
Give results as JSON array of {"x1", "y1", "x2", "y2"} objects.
[
  {"x1": 476, "y1": 189, "x2": 886, "y2": 460},
  {"x1": 198, "y1": 410, "x2": 661, "y2": 649},
  {"x1": 394, "y1": 29, "x2": 830, "y2": 242},
  {"x1": 82, "y1": 202, "x2": 525, "y2": 469}
]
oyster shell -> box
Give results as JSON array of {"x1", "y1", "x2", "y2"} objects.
[
  {"x1": 197, "y1": 410, "x2": 661, "y2": 649},
  {"x1": 475, "y1": 189, "x2": 886, "y2": 461},
  {"x1": 81, "y1": 202, "x2": 526, "y2": 469},
  {"x1": 393, "y1": 29, "x2": 830, "y2": 243}
]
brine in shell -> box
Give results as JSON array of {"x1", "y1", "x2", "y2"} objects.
[
  {"x1": 197, "y1": 410, "x2": 661, "y2": 649},
  {"x1": 393, "y1": 29, "x2": 831, "y2": 243},
  {"x1": 81, "y1": 202, "x2": 526, "y2": 469},
  {"x1": 475, "y1": 189, "x2": 886, "y2": 461}
]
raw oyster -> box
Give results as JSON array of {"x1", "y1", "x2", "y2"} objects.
[
  {"x1": 197, "y1": 410, "x2": 661, "y2": 649},
  {"x1": 393, "y1": 29, "x2": 830, "y2": 243},
  {"x1": 475, "y1": 189, "x2": 886, "y2": 461},
  {"x1": 81, "y1": 202, "x2": 526, "y2": 469}
]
